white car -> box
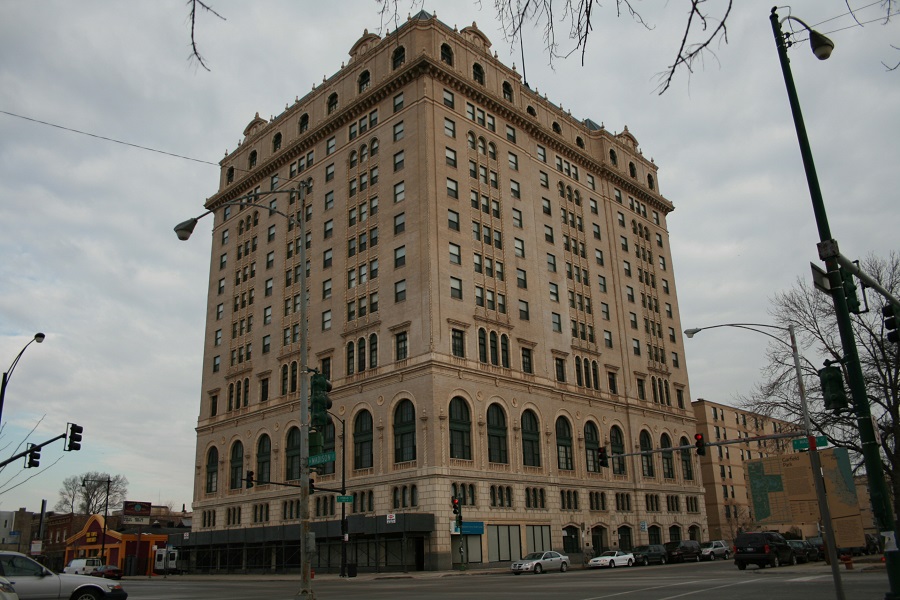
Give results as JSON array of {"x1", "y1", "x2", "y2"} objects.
[
  {"x1": 589, "y1": 550, "x2": 635, "y2": 568},
  {"x1": 0, "y1": 552, "x2": 127, "y2": 600},
  {"x1": 0, "y1": 577, "x2": 19, "y2": 600}
]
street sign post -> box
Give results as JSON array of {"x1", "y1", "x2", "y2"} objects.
[
  {"x1": 793, "y1": 436, "x2": 829, "y2": 451},
  {"x1": 337, "y1": 495, "x2": 353, "y2": 503}
]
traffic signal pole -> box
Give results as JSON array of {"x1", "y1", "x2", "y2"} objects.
[
  {"x1": 771, "y1": 10, "x2": 900, "y2": 598},
  {"x1": 297, "y1": 186, "x2": 314, "y2": 600}
]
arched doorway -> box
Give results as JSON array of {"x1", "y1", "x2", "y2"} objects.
[
  {"x1": 617, "y1": 525, "x2": 633, "y2": 551},
  {"x1": 591, "y1": 525, "x2": 609, "y2": 553}
]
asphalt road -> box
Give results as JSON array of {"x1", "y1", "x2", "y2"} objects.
[{"x1": 118, "y1": 558, "x2": 887, "y2": 600}]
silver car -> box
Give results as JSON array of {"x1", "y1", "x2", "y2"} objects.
[
  {"x1": 700, "y1": 540, "x2": 731, "y2": 560},
  {"x1": 0, "y1": 551, "x2": 127, "y2": 600},
  {"x1": 511, "y1": 551, "x2": 570, "y2": 574}
]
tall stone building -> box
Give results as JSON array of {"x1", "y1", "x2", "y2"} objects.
[{"x1": 181, "y1": 11, "x2": 705, "y2": 572}]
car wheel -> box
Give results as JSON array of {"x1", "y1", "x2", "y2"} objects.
[
  {"x1": 627, "y1": 559, "x2": 633, "y2": 567},
  {"x1": 696, "y1": 554, "x2": 701, "y2": 563},
  {"x1": 609, "y1": 561, "x2": 616, "y2": 568},
  {"x1": 534, "y1": 564, "x2": 543, "y2": 574},
  {"x1": 790, "y1": 554, "x2": 798, "y2": 566},
  {"x1": 72, "y1": 591, "x2": 101, "y2": 600},
  {"x1": 737, "y1": 562, "x2": 747, "y2": 571},
  {"x1": 709, "y1": 553, "x2": 715, "y2": 561},
  {"x1": 560, "y1": 562, "x2": 568, "y2": 573},
  {"x1": 642, "y1": 557, "x2": 649, "y2": 566},
  {"x1": 660, "y1": 557, "x2": 667, "y2": 565},
  {"x1": 724, "y1": 552, "x2": 730, "y2": 560},
  {"x1": 772, "y1": 555, "x2": 781, "y2": 568}
]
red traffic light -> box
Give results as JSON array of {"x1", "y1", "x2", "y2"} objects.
[
  {"x1": 694, "y1": 433, "x2": 706, "y2": 456},
  {"x1": 451, "y1": 497, "x2": 460, "y2": 514}
]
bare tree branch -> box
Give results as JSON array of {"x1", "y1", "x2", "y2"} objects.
[{"x1": 186, "y1": 0, "x2": 226, "y2": 72}]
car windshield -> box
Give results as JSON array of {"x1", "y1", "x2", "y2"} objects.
[
  {"x1": 600, "y1": 551, "x2": 617, "y2": 557},
  {"x1": 700, "y1": 542, "x2": 714, "y2": 548},
  {"x1": 522, "y1": 553, "x2": 544, "y2": 560}
]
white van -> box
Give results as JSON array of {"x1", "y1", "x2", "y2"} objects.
[{"x1": 62, "y1": 557, "x2": 102, "y2": 574}]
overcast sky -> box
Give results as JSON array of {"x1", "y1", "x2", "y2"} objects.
[{"x1": 0, "y1": 1, "x2": 897, "y2": 514}]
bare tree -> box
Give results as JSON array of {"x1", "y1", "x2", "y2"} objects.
[
  {"x1": 739, "y1": 253, "x2": 900, "y2": 519},
  {"x1": 54, "y1": 472, "x2": 129, "y2": 515}
]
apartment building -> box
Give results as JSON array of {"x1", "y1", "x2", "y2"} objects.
[{"x1": 181, "y1": 11, "x2": 705, "y2": 572}]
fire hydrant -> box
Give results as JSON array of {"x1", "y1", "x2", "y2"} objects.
[{"x1": 840, "y1": 554, "x2": 854, "y2": 570}]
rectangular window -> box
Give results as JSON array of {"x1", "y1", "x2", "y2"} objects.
[
  {"x1": 449, "y1": 242, "x2": 461, "y2": 264},
  {"x1": 448, "y1": 209, "x2": 460, "y2": 231},
  {"x1": 446, "y1": 147, "x2": 457, "y2": 167},
  {"x1": 443, "y1": 89, "x2": 455, "y2": 108},
  {"x1": 450, "y1": 277, "x2": 462, "y2": 299},
  {"x1": 506, "y1": 125, "x2": 516, "y2": 143},
  {"x1": 393, "y1": 92, "x2": 404, "y2": 112},
  {"x1": 393, "y1": 121, "x2": 404, "y2": 141},
  {"x1": 394, "y1": 181, "x2": 405, "y2": 203},
  {"x1": 444, "y1": 118, "x2": 456, "y2": 138},
  {"x1": 395, "y1": 331, "x2": 409, "y2": 360},
  {"x1": 508, "y1": 152, "x2": 518, "y2": 170},
  {"x1": 395, "y1": 279, "x2": 407, "y2": 302},
  {"x1": 393, "y1": 150, "x2": 405, "y2": 171},
  {"x1": 326, "y1": 136, "x2": 336, "y2": 155},
  {"x1": 446, "y1": 178, "x2": 458, "y2": 198},
  {"x1": 510, "y1": 180, "x2": 520, "y2": 199},
  {"x1": 519, "y1": 300, "x2": 529, "y2": 320}
]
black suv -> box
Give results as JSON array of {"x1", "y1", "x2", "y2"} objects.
[
  {"x1": 664, "y1": 540, "x2": 702, "y2": 563},
  {"x1": 733, "y1": 532, "x2": 796, "y2": 569},
  {"x1": 632, "y1": 544, "x2": 668, "y2": 566}
]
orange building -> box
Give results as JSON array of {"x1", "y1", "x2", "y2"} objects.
[{"x1": 66, "y1": 515, "x2": 169, "y2": 576}]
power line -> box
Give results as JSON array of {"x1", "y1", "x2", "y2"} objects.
[{"x1": 0, "y1": 110, "x2": 220, "y2": 167}]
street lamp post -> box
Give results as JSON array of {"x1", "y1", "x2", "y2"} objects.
[
  {"x1": 0, "y1": 332, "x2": 46, "y2": 427},
  {"x1": 770, "y1": 9, "x2": 900, "y2": 599},
  {"x1": 176, "y1": 185, "x2": 317, "y2": 598},
  {"x1": 685, "y1": 322, "x2": 844, "y2": 600},
  {"x1": 82, "y1": 475, "x2": 112, "y2": 564}
]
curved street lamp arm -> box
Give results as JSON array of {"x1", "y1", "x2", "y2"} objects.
[{"x1": 174, "y1": 186, "x2": 311, "y2": 240}]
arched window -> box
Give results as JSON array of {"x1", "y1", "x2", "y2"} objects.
[
  {"x1": 346, "y1": 342, "x2": 355, "y2": 375},
  {"x1": 392, "y1": 46, "x2": 406, "y2": 69},
  {"x1": 249, "y1": 150, "x2": 257, "y2": 169},
  {"x1": 489, "y1": 331, "x2": 499, "y2": 365},
  {"x1": 257, "y1": 435, "x2": 271, "y2": 484},
  {"x1": 500, "y1": 334, "x2": 510, "y2": 368},
  {"x1": 660, "y1": 433, "x2": 675, "y2": 478},
  {"x1": 610, "y1": 425, "x2": 626, "y2": 475},
  {"x1": 609, "y1": 149, "x2": 617, "y2": 165},
  {"x1": 285, "y1": 427, "x2": 302, "y2": 480},
  {"x1": 473, "y1": 63, "x2": 485, "y2": 84},
  {"x1": 585, "y1": 422, "x2": 600, "y2": 473},
  {"x1": 321, "y1": 420, "x2": 336, "y2": 475},
  {"x1": 629, "y1": 162, "x2": 637, "y2": 178},
  {"x1": 370, "y1": 138, "x2": 379, "y2": 156},
  {"x1": 648, "y1": 174, "x2": 655, "y2": 190},
  {"x1": 576, "y1": 136, "x2": 585, "y2": 148},
  {"x1": 349, "y1": 150, "x2": 358, "y2": 168},
  {"x1": 680, "y1": 436, "x2": 694, "y2": 480},
  {"x1": 299, "y1": 113, "x2": 309, "y2": 133},
  {"x1": 290, "y1": 361, "x2": 298, "y2": 393},
  {"x1": 281, "y1": 364, "x2": 289, "y2": 395},
  {"x1": 467, "y1": 131, "x2": 476, "y2": 150},
  {"x1": 556, "y1": 417, "x2": 573, "y2": 471},
  {"x1": 640, "y1": 430, "x2": 655, "y2": 477},
  {"x1": 358, "y1": 70, "x2": 370, "y2": 93},
  {"x1": 502, "y1": 81, "x2": 513, "y2": 101},
  {"x1": 229, "y1": 441, "x2": 244, "y2": 490},
  {"x1": 226, "y1": 166, "x2": 235, "y2": 184},
  {"x1": 552, "y1": 122, "x2": 561, "y2": 134},
  {"x1": 488, "y1": 142, "x2": 496, "y2": 160},
  {"x1": 668, "y1": 525, "x2": 682, "y2": 542},
  {"x1": 369, "y1": 333, "x2": 378, "y2": 368},
  {"x1": 354, "y1": 410, "x2": 374, "y2": 469},
  {"x1": 360, "y1": 144, "x2": 369, "y2": 163},
  {"x1": 327, "y1": 93, "x2": 338, "y2": 115},
  {"x1": 205, "y1": 447, "x2": 218, "y2": 493},
  {"x1": 440, "y1": 43, "x2": 453, "y2": 65},
  {"x1": 521, "y1": 409, "x2": 541, "y2": 467},
  {"x1": 648, "y1": 525, "x2": 662, "y2": 545},
  {"x1": 394, "y1": 399, "x2": 416, "y2": 463},
  {"x1": 487, "y1": 404, "x2": 508, "y2": 463},
  {"x1": 357, "y1": 337, "x2": 366, "y2": 372},
  {"x1": 478, "y1": 137, "x2": 486, "y2": 155},
  {"x1": 478, "y1": 328, "x2": 487, "y2": 363},
  {"x1": 449, "y1": 397, "x2": 472, "y2": 460},
  {"x1": 273, "y1": 132, "x2": 282, "y2": 152}
]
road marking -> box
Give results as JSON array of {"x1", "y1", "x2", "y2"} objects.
[
  {"x1": 787, "y1": 575, "x2": 831, "y2": 582},
  {"x1": 653, "y1": 578, "x2": 757, "y2": 600},
  {"x1": 582, "y1": 579, "x2": 708, "y2": 599}
]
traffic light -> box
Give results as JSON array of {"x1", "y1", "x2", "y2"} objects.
[
  {"x1": 309, "y1": 480, "x2": 316, "y2": 495},
  {"x1": 26, "y1": 444, "x2": 40, "y2": 468},
  {"x1": 245, "y1": 470, "x2": 254, "y2": 489},
  {"x1": 883, "y1": 303, "x2": 900, "y2": 345},
  {"x1": 451, "y1": 497, "x2": 462, "y2": 528},
  {"x1": 841, "y1": 269, "x2": 862, "y2": 314},
  {"x1": 694, "y1": 433, "x2": 706, "y2": 456},
  {"x1": 65, "y1": 423, "x2": 83, "y2": 451},
  {"x1": 598, "y1": 446, "x2": 609, "y2": 468},
  {"x1": 819, "y1": 365, "x2": 849, "y2": 412},
  {"x1": 310, "y1": 372, "x2": 333, "y2": 430}
]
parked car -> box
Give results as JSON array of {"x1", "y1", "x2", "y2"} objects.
[
  {"x1": 588, "y1": 550, "x2": 634, "y2": 568},
  {"x1": 632, "y1": 545, "x2": 668, "y2": 566},
  {"x1": 664, "y1": 540, "x2": 702, "y2": 563},
  {"x1": 788, "y1": 540, "x2": 819, "y2": 563},
  {"x1": 62, "y1": 558, "x2": 102, "y2": 575},
  {"x1": 90, "y1": 565, "x2": 123, "y2": 580},
  {"x1": 0, "y1": 551, "x2": 127, "y2": 600},
  {"x1": 0, "y1": 577, "x2": 19, "y2": 600},
  {"x1": 733, "y1": 532, "x2": 796, "y2": 570},
  {"x1": 510, "y1": 551, "x2": 569, "y2": 574},
  {"x1": 700, "y1": 540, "x2": 730, "y2": 561},
  {"x1": 806, "y1": 536, "x2": 825, "y2": 556}
]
